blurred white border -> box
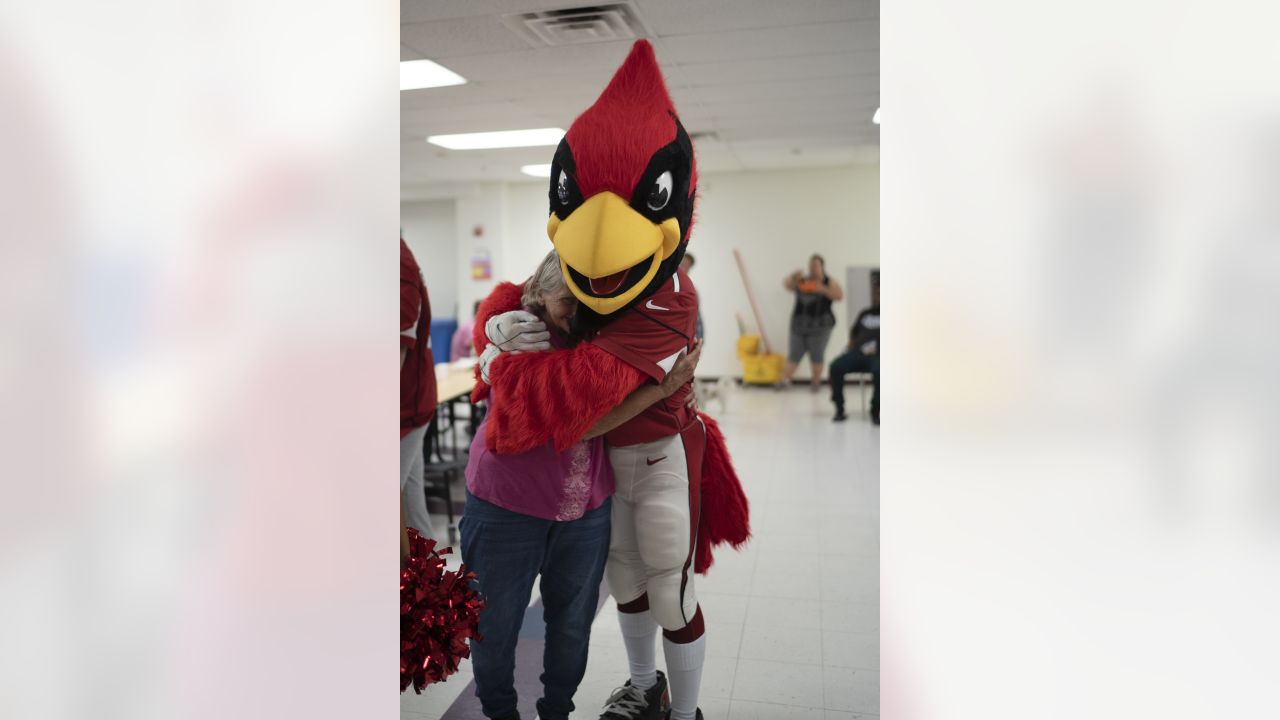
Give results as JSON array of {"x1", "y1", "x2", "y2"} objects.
[
  {"x1": 885, "y1": 1, "x2": 1280, "y2": 717},
  {"x1": 0, "y1": 1, "x2": 398, "y2": 718}
]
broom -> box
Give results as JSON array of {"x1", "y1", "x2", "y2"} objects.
[{"x1": 733, "y1": 249, "x2": 772, "y2": 354}]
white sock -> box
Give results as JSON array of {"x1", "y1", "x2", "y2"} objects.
[
  {"x1": 617, "y1": 610, "x2": 659, "y2": 691},
  {"x1": 663, "y1": 634, "x2": 706, "y2": 720}
]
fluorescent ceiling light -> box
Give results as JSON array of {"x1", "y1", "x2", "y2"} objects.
[
  {"x1": 521, "y1": 164, "x2": 553, "y2": 178},
  {"x1": 427, "y1": 128, "x2": 565, "y2": 150},
  {"x1": 873, "y1": 107, "x2": 881, "y2": 125},
  {"x1": 400, "y1": 59, "x2": 466, "y2": 91}
]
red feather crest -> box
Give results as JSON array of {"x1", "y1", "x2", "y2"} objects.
[{"x1": 566, "y1": 40, "x2": 697, "y2": 202}]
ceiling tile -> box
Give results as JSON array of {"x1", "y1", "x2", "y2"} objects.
[
  {"x1": 670, "y1": 75, "x2": 878, "y2": 105},
  {"x1": 678, "y1": 52, "x2": 878, "y2": 86},
  {"x1": 400, "y1": 16, "x2": 533, "y2": 59},
  {"x1": 439, "y1": 42, "x2": 635, "y2": 82},
  {"x1": 656, "y1": 20, "x2": 877, "y2": 64},
  {"x1": 635, "y1": 0, "x2": 877, "y2": 36},
  {"x1": 401, "y1": 0, "x2": 586, "y2": 26}
]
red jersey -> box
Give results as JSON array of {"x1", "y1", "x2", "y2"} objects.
[
  {"x1": 592, "y1": 270, "x2": 698, "y2": 446},
  {"x1": 401, "y1": 240, "x2": 436, "y2": 436}
]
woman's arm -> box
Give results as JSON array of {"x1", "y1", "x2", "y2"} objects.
[
  {"x1": 783, "y1": 270, "x2": 802, "y2": 291},
  {"x1": 824, "y1": 279, "x2": 845, "y2": 302},
  {"x1": 582, "y1": 340, "x2": 702, "y2": 440}
]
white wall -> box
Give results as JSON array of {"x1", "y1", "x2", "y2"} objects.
[
  {"x1": 504, "y1": 180, "x2": 558, "y2": 288},
  {"x1": 400, "y1": 200, "x2": 457, "y2": 318},
  {"x1": 452, "y1": 184, "x2": 507, "y2": 325},
  {"x1": 690, "y1": 165, "x2": 880, "y2": 378},
  {"x1": 409, "y1": 164, "x2": 879, "y2": 378}
]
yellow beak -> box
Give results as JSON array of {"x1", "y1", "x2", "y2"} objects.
[{"x1": 546, "y1": 192, "x2": 682, "y2": 315}]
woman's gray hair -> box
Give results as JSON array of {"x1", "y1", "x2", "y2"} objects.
[{"x1": 521, "y1": 250, "x2": 567, "y2": 309}]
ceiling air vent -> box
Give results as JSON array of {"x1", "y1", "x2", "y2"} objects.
[{"x1": 501, "y1": 4, "x2": 649, "y2": 47}]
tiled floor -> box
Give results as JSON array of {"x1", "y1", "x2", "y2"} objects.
[{"x1": 402, "y1": 384, "x2": 879, "y2": 719}]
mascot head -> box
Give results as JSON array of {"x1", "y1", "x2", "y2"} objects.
[{"x1": 546, "y1": 40, "x2": 697, "y2": 319}]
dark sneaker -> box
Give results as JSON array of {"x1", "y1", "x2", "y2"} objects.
[
  {"x1": 663, "y1": 709, "x2": 703, "y2": 720},
  {"x1": 600, "y1": 670, "x2": 669, "y2": 720},
  {"x1": 833, "y1": 406, "x2": 848, "y2": 422}
]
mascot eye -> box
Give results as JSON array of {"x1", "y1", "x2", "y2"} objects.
[
  {"x1": 646, "y1": 171, "x2": 672, "y2": 211},
  {"x1": 557, "y1": 170, "x2": 570, "y2": 205}
]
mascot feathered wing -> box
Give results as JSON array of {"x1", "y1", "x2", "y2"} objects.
[{"x1": 471, "y1": 40, "x2": 749, "y2": 573}]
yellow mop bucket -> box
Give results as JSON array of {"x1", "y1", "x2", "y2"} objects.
[{"x1": 738, "y1": 334, "x2": 784, "y2": 384}]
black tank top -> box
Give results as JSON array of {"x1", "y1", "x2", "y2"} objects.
[{"x1": 791, "y1": 275, "x2": 836, "y2": 330}]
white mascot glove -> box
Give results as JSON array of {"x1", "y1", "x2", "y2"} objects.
[
  {"x1": 485, "y1": 310, "x2": 550, "y2": 353},
  {"x1": 478, "y1": 343, "x2": 502, "y2": 384}
]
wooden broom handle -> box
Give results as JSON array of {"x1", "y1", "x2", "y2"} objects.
[{"x1": 733, "y1": 249, "x2": 772, "y2": 354}]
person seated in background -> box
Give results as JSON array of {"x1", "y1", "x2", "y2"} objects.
[
  {"x1": 830, "y1": 283, "x2": 879, "y2": 424},
  {"x1": 451, "y1": 300, "x2": 482, "y2": 360},
  {"x1": 679, "y1": 252, "x2": 704, "y2": 341}
]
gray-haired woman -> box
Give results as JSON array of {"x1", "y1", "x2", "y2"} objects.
[{"x1": 462, "y1": 250, "x2": 701, "y2": 720}]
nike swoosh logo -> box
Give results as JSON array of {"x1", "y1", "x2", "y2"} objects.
[
  {"x1": 646, "y1": 456, "x2": 667, "y2": 466},
  {"x1": 645, "y1": 300, "x2": 670, "y2": 311}
]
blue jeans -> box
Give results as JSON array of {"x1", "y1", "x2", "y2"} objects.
[{"x1": 460, "y1": 491, "x2": 611, "y2": 720}]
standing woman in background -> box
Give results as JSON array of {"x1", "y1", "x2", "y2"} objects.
[{"x1": 779, "y1": 254, "x2": 844, "y2": 390}]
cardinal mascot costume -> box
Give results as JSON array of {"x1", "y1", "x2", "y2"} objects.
[{"x1": 470, "y1": 40, "x2": 750, "y2": 720}]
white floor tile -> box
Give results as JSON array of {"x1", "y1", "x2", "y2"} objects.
[
  {"x1": 749, "y1": 572, "x2": 822, "y2": 600},
  {"x1": 698, "y1": 592, "x2": 751, "y2": 626},
  {"x1": 821, "y1": 631, "x2": 878, "y2": 670},
  {"x1": 743, "y1": 596, "x2": 823, "y2": 631},
  {"x1": 821, "y1": 601, "x2": 879, "y2": 633},
  {"x1": 820, "y1": 556, "x2": 877, "y2": 584},
  {"x1": 824, "y1": 710, "x2": 878, "y2": 720},
  {"x1": 818, "y1": 571, "x2": 876, "y2": 604},
  {"x1": 701, "y1": 549, "x2": 758, "y2": 588},
  {"x1": 728, "y1": 699, "x2": 827, "y2": 720},
  {"x1": 731, "y1": 658, "x2": 824, "y2": 708},
  {"x1": 738, "y1": 625, "x2": 823, "y2": 666},
  {"x1": 701, "y1": 655, "x2": 739, "y2": 700},
  {"x1": 756, "y1": 549, "x2": 821, "y2": 578},
  {"x1": 699, "y1": 695, "x2": 733, "y2": 720},
  {"x1": 821, "y1": 668, "x2": 878, "y2": 714},
  {"x1": 751, "y1": 529, "x2": 822, "y2": 553},
  {"x1": 705, "y1": 621, "x2": 745, "y2": 658}
]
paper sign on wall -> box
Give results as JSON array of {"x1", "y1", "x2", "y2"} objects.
[{"x1": 470, "y1": 249, "x2": 492, "y2": 280}]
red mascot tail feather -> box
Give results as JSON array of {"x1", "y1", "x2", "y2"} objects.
[{"x1": 694, "y1": 412, "x2": 751, "y2": 574}]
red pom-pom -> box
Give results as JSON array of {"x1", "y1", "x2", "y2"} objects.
[{"x1": 400, "y1": 528, "x2": 485, "y2": 694}]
